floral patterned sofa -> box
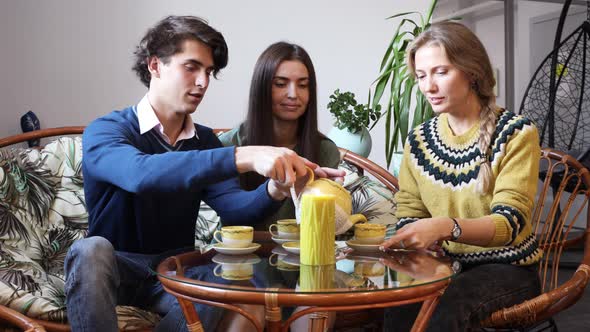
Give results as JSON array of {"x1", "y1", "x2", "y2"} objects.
[{"x1": 0, "y1": 127, "x2": 398, "y2": 331}]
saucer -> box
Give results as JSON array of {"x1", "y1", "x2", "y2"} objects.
[
  {"x1": 282, "y1": 242, "x2": 300, "y2": 255},
  {"x1": 212, "y1": 243, "x2": 261, "y2": 256},
  {"x1": 212, "y1": 253, "x2": 261, "y2": 265},
  {"x1": 273, "y1": 254, "x2": 300, "y2": 271},
  {"x1": 346, "y1": 251, "x2": 386, "y2": 262},
  {"x1": 281, "y1": 242, "x2": 340, "y2": 255},
  {"x1": 281, "y1": 254, "x2": 300, "y2": 267},
  {"x1": 272, "y1": 236, "x2": 299, "y2": 245},
  {"x1": 346, "y1": 240, "x2": 381, "y2": 253},
  {"x1": 271, "y1": 246, "x2": 290, "y2": 256}
]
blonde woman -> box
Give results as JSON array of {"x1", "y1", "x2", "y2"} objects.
[{"x1": 380, "y1": 21, "x2": 542, "y2": 331}]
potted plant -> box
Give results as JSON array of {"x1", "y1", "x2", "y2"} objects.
[
  {"x1": 327, "y1": 89, "x2": 381, "y2": 157},
  {"x1": 370, "y1": 0, "x2": 438, "y2": 171}
]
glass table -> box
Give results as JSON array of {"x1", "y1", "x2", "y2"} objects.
[{"x1": 155, "y1": 232, "x2": 457, "y2": 332}]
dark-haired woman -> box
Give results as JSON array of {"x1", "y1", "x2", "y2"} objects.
[{"x1": 219, "y1": 41, "x2": 342, "y2": 230}]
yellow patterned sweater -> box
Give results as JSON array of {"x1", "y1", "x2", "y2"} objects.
[{"x1": 395, "y1": 111, "x2": 543, "y2": 266}]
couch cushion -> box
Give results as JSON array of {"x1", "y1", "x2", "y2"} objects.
[
  {"x1": 338, "y1": 161, "x2": 398, "y2": 240},
  {"x1": 0, "y1": 138, "x2": 87, "y2": 261},
  {"x1": 0, "y1": 137, "x2": 159, "y2": 328}
]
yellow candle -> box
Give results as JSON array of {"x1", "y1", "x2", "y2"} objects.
[
  {"x1": 300, "y1": 193, "x2": 335, "y2": 265},
  {"x1": 299, "y1": 264, "x2": 336, "y2": 291}
]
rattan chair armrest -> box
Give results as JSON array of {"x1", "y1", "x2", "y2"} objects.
[
  {"x1": 482, "y1": 264, "x2": 590, "y2": 327},
  {"x1": 0, "y1": 126, "x2": 85, "y2": 148},
  {"x1": 338, "y1": 147, "x2": 399, "y2": 192},
  {"x1": 0, "y1": 305, "x2": 47, "y2": 331}
]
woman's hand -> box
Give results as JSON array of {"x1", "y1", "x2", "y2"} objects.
[
  {"x1": 313, "y1": 166, "x2": 346, "y2": 183},
  {"x1": 299, "y1": 157, "x2": 346, "y2": 183},
  {"x1": 379, "y1": 251, "x2": 453, "y2": 283},
  {"x1": 380, "y1": 217, "x2": 453, "y2": 251}
]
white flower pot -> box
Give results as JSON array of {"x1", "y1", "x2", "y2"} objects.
[
  {"x1": 327, "y1": 127, "x2": 372, "y2": 158},
  {"x1": 390, "y1": 151, "x2": 404, "y2": 178}
]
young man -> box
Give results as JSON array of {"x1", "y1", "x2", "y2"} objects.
[{"x1": 64, "y1": 16, "x2": 338, "y2": 332}]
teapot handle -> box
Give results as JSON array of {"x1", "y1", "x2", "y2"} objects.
[{"x1": 349, "y1": 214, "x2": 367, "y2": 225}]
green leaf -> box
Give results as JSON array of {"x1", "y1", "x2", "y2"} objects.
[
  {"x1": 372, "y1": 74, "x2": 391, "y2": 109},
  {"x1": 369, "y1": 0, "x2": 438, "y2": 167},
  {"x1": 384, "y1": 93, "x2": 394, "y2": 167},
  {"x1": 385, "y1": 11, "x2": 419, "y2": 20},
  {"x1": 379, "y1": 41, "x2": 394, "y2": 71},
  {"x1": 399, "y1": 79, "x2": 415, "y2": 142},
  {"x1": 379, "y1": 19, "x2": 420, "y2": 70},
  {"x1": 328, "y1": 88, "x2": 381, "y2": 133},
  {"x1": 424, "y1": 0, "x2": 439, "y2": 25}
]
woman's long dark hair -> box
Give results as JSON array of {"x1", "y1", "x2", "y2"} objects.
[{"x1": 244, "y1": 42, "x2": 321, "y2": 163}]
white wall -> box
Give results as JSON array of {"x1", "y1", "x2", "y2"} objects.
[
  {"x1": 471, "y1": 7, "x2": 506, "y2": 108},
  {"x1": 0, "y1": 1, "x2": 25, "y2": 138},
  {"x1": 0, "y1": 0, "x2": 434, "y2": 168},
  {"x1": 514, "y1": 1, "x2": 570, "y2": 109}
]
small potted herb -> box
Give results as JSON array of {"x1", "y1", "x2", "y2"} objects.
[{"x1": 327, "y1": 89, "x2": 381, "y2": 157}]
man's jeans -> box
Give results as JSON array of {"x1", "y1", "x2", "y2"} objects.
[
  {"x1": 64, "y1": 236, "x2": 225, "y2": 332},
  {"x1": 383, "y1": 263, "x2": 541, "y2": 332}
]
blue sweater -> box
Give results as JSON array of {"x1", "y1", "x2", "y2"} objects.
[{"x1": 83, "y1": 106, "x2": 280, "y2": 254}]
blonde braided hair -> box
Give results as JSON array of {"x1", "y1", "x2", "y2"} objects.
[
  {"x1": 476, "y1": 103, "x2": 497, "y2": 194},
  {"x1": 407, "y1": 21, "x2": 498, "y2": 194}
]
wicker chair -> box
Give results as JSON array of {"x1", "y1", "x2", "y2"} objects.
[
  {"x1": 0, "y1": 127, "x2": 153, "y2": 332},
  {"x1": 482, "y1": 148, "x2": 590, "y2": 330}
]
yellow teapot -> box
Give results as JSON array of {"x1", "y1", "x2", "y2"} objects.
[{"x1": 292, "y1": 167, "x2": 367, "y2": 235}]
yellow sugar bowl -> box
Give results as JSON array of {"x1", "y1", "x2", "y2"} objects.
[{"x1": 354, "y1": 223, "x2": 386, "y2": 244}]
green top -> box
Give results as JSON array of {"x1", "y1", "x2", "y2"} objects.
[{"x1": 219, "y1": 124, "x2": 341, "y2": 231}]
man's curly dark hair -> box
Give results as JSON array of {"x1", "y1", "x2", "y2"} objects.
[{"x1": 132, "y1": 16, "x2": 228, "y2": 88}]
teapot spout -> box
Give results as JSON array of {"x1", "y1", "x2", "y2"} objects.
[{"x1": 335, "y1": 213, "x2": 368, "y2": 235}]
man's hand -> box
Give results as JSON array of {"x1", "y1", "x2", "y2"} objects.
[
  {"x1": 267, "y1": 179, "x2": 291, "y2": 201},
  {"x1": 235, "y1": 146, "x2": 308, "y2": 186},
  {"x1": 267, "y1": 165, "x2": 346, "y2": 202}
]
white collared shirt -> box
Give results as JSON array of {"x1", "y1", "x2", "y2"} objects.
[{"x1": 136, "y1": 94, "x2": 198, "y2": 145}]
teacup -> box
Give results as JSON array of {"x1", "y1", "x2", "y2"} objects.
[
  {"x1": 213, "y1": 226, "x2": 253, "y2": 248},
  {"x1": 354, "y1": 261, "x2": 385, "y2": 277},
  {"x1": 354, "y1": 223, "x2": 386, "y2": 244},
  {"x1": 269, "y1": 219, "x2": 300, "y2": 239},
  {"x1": 213, "y1": 262, "x2": 254, "y2": 281}
]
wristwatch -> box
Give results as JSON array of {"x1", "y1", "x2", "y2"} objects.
[{"x1": 450, "y1": 218, "x2": 462, "y2": 241}]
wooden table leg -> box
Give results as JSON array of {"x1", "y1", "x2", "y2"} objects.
[
  {"x1": 410, "y1": 296, "x2": 441, "y2": 332},
  {"x1": 176, "y1": 296, "x2": 205, "y2": 332},
  {"x1": 309, "y1": 311, "x2": 329, "y2": 332},
  {"x1": 265, "y1": 289, "x2": 282, "y2": 332}
]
